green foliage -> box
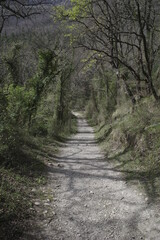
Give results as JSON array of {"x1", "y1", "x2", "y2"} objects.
[
  {"x1": 4, "y1": 44, "x2": 23, "y2": 85},
  {"x1": 0, "y1": 38, "x2": 75, "y2": 160},
  {"x1": 6, "y1": 84, "x2": 35, "y2": 125},
  {"x1": 0, "y1": 89, "x2": 20, "y2": 159},
  {"x1": 54, "y1": 0, "x2": 90, "y2": 45},
  {"x1": 68, "y1": 0, "x2": 89, "y2": 20},
  {"x1": 38, "y1": 50, "x2": 58, "y2": 78},
  {"x1": 55, "y1": 0, "x2": 89, "y2": 20}
]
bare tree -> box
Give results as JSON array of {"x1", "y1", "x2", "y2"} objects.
[
  {"x1": 0, "y1": 0, "x2": 54, "y2": 34},
  {"x1": 62, "y1": 0, "x2": 160, "y2": 102}
]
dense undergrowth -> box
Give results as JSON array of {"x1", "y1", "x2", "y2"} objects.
[
  {"x1": 0, "y1": 115, "x2": 77, "y2": 240},
  {"x1": 0, "y1": 29, "x2": 77, "y2": 239},
  {"x1": 87, "y1": 97, "x2": 160, "y2": 202},
  {"x1": 0, "y1": 138, "x2": 47, "y2": 240}
]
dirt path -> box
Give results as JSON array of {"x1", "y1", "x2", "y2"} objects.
[{"x1": 36, "y1": 116, "x2": 160, "y2": 240}]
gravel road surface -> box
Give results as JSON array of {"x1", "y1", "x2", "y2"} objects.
[{"x1": 30, "y1": 116, "x2": 160, "y2": 240}]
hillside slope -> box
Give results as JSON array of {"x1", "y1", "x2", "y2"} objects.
[{"x1": 92, "y1": 97, "x2": 160, "y2": 202}]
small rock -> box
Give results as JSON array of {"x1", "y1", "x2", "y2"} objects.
[
  {"x1": 31, "y1": 188, "x2": 36, "y2": 192},
  {"x1": 57, "y1": 163, "x2": 64, "y2": 168},
  {"x1": 30, "y1": 208, "x2": 34, "y2": 211},
  {"x1": 43, "y1": 210, "x2": 48, "y2": 214},
  {"x1": 84, "y1": 204, "x2": 87, "y2": 207},
  {"x1": 34, "y1": 202, "x2": 40, "y2": 206},
  {"x1": 44, "y1": 203, "x2": 50, "y2": 206}
]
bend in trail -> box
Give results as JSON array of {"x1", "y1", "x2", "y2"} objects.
[{"x1": 36, "y1": 115, "x2": 160, "y2": 240}]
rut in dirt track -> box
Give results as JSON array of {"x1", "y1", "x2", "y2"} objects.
[{"x1": 38, "y1": 116, "x2": 160, "y2": 240}]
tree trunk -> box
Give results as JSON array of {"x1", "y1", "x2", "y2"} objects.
[
  {"x1": 122, "y1": 75, "x2": 136, "y2": 105},
  {"x1": 148, "y1": 79, "x2": 160, "y2": 101}
]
